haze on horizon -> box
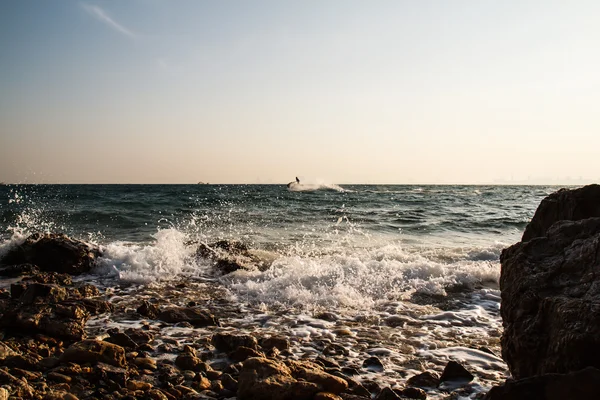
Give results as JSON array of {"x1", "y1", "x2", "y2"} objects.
[{"x1": 0, "y1": 1, "x2": 598, "y2": 185}]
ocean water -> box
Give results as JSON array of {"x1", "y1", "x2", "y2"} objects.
[
  {"x1": 0, "y1": 183, "x2": 564, "y2": 395},
  {"x1": 0, "y1": 184, "x2": 557, "y2": 303}
]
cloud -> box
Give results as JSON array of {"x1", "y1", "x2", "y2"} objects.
[{"x1": 82, "y1": 3, "x2": 136, "y2": 38}]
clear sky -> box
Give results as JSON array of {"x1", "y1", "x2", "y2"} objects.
[{"x1": 0, "y1": 1, "x2": 598, "y2": 184}]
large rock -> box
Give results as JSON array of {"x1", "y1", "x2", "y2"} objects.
[
  {"x1": 500, "y1": 186, "x2": 600, "y2": 379},
  {"x1": 484, "y1": 367, "x2": 600, "y2": 400},
  {"x1": 238, "y1": 357, "x2": 348, "y2": 400},
  {"x1": 0, "y1": 233, "x2": 100, "y2": 275},
  {"x1": 60, "y1": 339, "x2": 126, "y2": 368},
  {"x1": 522, "y1": 184, "x2": 600, "y2": 242}
]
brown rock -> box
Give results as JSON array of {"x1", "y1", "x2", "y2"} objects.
[
  {"x1": 137, "y1": 300, "x2": 160, "y2": 319},
  {"x1": 228, "y1": 346, "x2": 265, "y2": 363},
  {"x1": 0, "y1": 233, "x2": 100, "y2": 275},
  {"x1": 439, "y1": 361, "x2": 474, "y2": 383},
  {"x1": 157, "y1": 307, "x2": 218, "y2": 327},
  {"x1": 484, "y1": 367, "x2": 600, "y2": 400},
  {"x1": 212, "y1": 332, "x2": 258, "y2": 352},
  {"x1": 287, "y1": 360, "x2": 348, "y2": 394},
  {"x1": 522, "y1": 184, "x2": 600, "y2": 242},
  {"x1": 60, "y1": 340, "x2": 126, "y2": 368},
  {"x1": 406, "y1": 371, "x2": 440, "y2": 388},
  {"x1": 501, "y1": 215, "x2": 600, "y2": 378},
  {"x1": 175, "y1": 354, "x2": 201, "y2": 371}
]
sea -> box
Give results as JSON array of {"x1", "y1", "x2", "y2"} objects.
[{"x1": 0, "y1": 183, "x2": 565, "y2": 396}]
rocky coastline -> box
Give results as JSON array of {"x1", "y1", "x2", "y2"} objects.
[{"x1": 0, "y1": 184, "x2": 599, "y2": 399}]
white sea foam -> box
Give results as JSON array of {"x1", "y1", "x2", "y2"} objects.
[{"x1": 94, "y1": 228, "x2": 202, "y2": 283}]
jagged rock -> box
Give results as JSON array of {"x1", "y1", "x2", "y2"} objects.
[
  {"x1": 362, "y1": 356, "x2": 384, "y2": 372},
  {"x1": 315, "y1": 393, "x2": 343, "y2": 400},
  {"x1": 137, "y1": 300, "x2": 160, "y2": 319},
  {"x1": 212, "y1": 333, "x2": 258, "y2": 352},
  {"x1": 78, "y1": 298, "x2": 113, "y2": 315},
  {"x1": 501, "y1": 216, "x2": 600, "y2": 378},
  {"x1": 74, "y1": 284, "x2": 100, "y2": 298},
  {"x1": 23, "y1": 271, "x2": 73, "y2": 285},
  {"x1": 259, "y1": 336, "x2": 290, "y2": 351},
  {"x1": 238, "y1": 357, "x2": 321, "y2": 400},
  {"x1": 522, "y1": 184, "x2": 600, "y2": 242},
  {"x1": 398, "y1": 387, "x2": 427, "y2": 399},
  {"x1": 0, "y1": 233, "x2": 100, "y2": 275},
  {"x1": 0, "y1": 342, "x2": 18, "y2": 360},
  {"x1": 196, "y1": 240, "x2": 272, "y2": 274},
  {"x1": 18, "y1": 283, "x2": 68, "y2": 304},
  {"x1": 175, "y1": 353, "x2": 201, "y2": 371},
  {"x1": 228, "y1": 346, "x2": 265, "y2": 363},
  {"x1": 157, "y1": 307, "x2": 218, "y2": 327},
  {"x1": 484, "y1": 367, "x2": 600, "y2": 400},
  {"x1": 287, "y1": 360, "x2": 348, "y2": 394},
  {"x1": 60, "y1": 340, "x2": 126, "y2": 368},
  {"x1": 0, "y1": 264, "x2": 39, "y2": 277},
  {"x1": 124, "y1": 328, "x2": 153, "y2": 345},
  {"x1": 439, "y1": 361, "x2": 474, "y2": 383},
  {"x1": 406, "y1": 371, "x2": 439, "y2": 388},
  {"x1": 105, "y1": 332, "x2": 137, "y2": 349},
  {"x1": 374, "y1": 388, "x2": 402, "y2": 400},
  {"x1": 0, "y1": 302, "x2": 89, "y2": 342},
  {"x1": 93, "y1": 362, "x2": 128, "y2": 387},
  {"x1": 2, "y1": 353, "x2": 43, "y2": 370}
]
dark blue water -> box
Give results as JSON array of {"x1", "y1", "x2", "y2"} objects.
[{"x1": 0, "y1": 184, "x2": 557, "y2": 246}]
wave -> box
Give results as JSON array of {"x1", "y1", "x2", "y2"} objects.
[{"x1": 287, "y1": 182, "x2": 348, "y2": 192}]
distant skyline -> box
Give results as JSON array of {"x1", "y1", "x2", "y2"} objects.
[{"x1": 1, "y1": 1, "x2": 599, "y2": 185}]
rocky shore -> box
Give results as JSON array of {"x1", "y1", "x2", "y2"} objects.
[{"x1": 0, "y1": 184, "x2": 599, "y2": 399}]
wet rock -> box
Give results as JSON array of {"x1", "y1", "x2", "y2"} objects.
[
  {"x1": 238, "y1": 357, "x2": 321, "y2": 400},
  {"x1": 398, "y1": 386, "x2": 427, "y2": 399},
  {"x1": 105, "y1": 332, "x2": 137, "y2": 350},
  {"x1": 287, "y1": 360, "x2": 348, "y2": 394},
  {"x1": 522, "y1": 184, "x2": 600, "y2": 242},
  {"x1": 175, "y1": 354, "x2": 202, "y2": 371},
  {"x1": 406, "y1": 371, "x2": 440, "y2": 388},
  {"x1": 137, "y1": 300, "x2": 160, "y2": 319},
  {"x1": 0, "y1": 233, "x2": 100, "y2": 275},
  {"x1": 133, "y1": 357, "x2": 157, "y2": 370},
  {"x1": 439, "y1": 361, "x2": 474, "y2": 384},
  {"x1": 157, "y1": 307, "x2": 218, "y2": 327},
  {"x1": 23, "y1": 271, "x2": 73, "y2": 285},
  {"x1": 196, "y1": 240, "x2": 271, "y2": 274},
  {"x1": 228, "y1": 346, "x2": 265, "y2": 363},
  {"x1": 0, "y1": 264, "x2": 40, "y2": 277},
  {"x1": 48, "y1": 371, "x2": 73, "y2": 383},
  {"x1": 0, "y1": 387, "x2": 7, "y2": 400},
  {"x1": 158, "y1": 364, "x2": 184, "y2": 386},
  {"x1": 212, "y1": 333, "x2": 258, "y2": 352},
  {"x1": 484, "y1": 367, "x2": 600, "y2": 400},
  {"x1": 60, "y1": 340, "x2": 126, "y2": 368},
  {"x1": 221, "y1": 373, "x2": 238, "y2": 392},
  {"x1": 362, "y1": 356, "x2": 384, "y2": 372},
  {"x1": 374, "y1": 387, "x2": 402, "y2": 400},
  {"x1": 0, "y1": 303, "x2": 89, "y2": 342},
  {"x1": 19, "y1": 283, "x2": 68, "y2": 304},
  {"x1": 93, "y1": 362, "x2": 129, "y2": 387},
  {"x1": 2, "y1": 353, "x2": 43, "y2": 370},
  {"x1": 124, "y1": 328, "x2": 153, "y2": 346},
  {"x1": 127, "y1": 380, "x2": 153, "y2": 391},
  {"x1": 75, "y1": 284, "x2": 101, "y2": 298},
  {"x1": 79, "y1": 298, "x2": 113, "y2": 315},
  {"x1": 148, "y1": 389, "x2": 170, "y2": 400},
  {"x1": 315, "y1": 393, "x2": 343, "y2": 400},
  {"x1": 501, "y1": 215, "x2": 600, "y2": 378},
  {"x1": 259, "y1": 336, "x2": 290, "y2": 352},
  {"x1": 0, "y1": 342, "x2": 18, "y2": 360}
]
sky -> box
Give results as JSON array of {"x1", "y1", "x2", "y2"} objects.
[{"x1": 0, "y1": 0, "x2": 599, "y2": 184}]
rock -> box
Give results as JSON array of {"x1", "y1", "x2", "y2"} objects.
[
  {"x1": 105, "y1": 332, "x2": 137, "y2": 349},
  {"x1": 75, "y1": 284, "x2": 100, "y2": 298},
  {"x1": 137, "y1": 300, "x2": 160, "y2": 319},
  {"x1": 406, "y1": 371, "x2": 440, "y2": 388},
  {"x1": 0, "y1": 388, "x2": 7, "y2": 400},
  {"x1": 0, "y1": 264, "x2": 40, "y2": 277},
  {"x1": 238, "y1": 357, "x2": 321, "y2": 400},
  {"x1": 228, "y1": 346, "x2": 265, "y2": 363},
  {"x1": 212, "y1": 333, "x2": 258, "y2": 352},
  {"x1": 315, "y1": 393, "x2": 343, "y2": 400},
  {"x1": 60, "y1": 340, "x2": 126, "y2": 368},
  {"x1": 362, "y1": 356, "x2": 384, "y2": 372},
  {"x1": 0, "y1": 303, "x2": 89, "y2": 342},
  {"x1": 484, "y1": 367, "x2": 600, "y2": 400},
  {"x1": 148, "y1": 389, "x2": 170, "y2": 400},
  {"x1": 157, "y1": 307, "x2": 218, "y2": 327},
  {"x1": 439, "y1": 361, "x2": 474, "y2": 384},
  {"x1": 259, "y1": 336, "x2": 290, "y2": 352},
  {"x1": 0, "y1": 233, "x2": 100, "y2": 275},
  {"x1": 500, "y1": 216, "x2": 600, "y2": 378},
  {"x1": 133, "y1": 357, "x2": 157, "y2": 370},
  {"x1": 175, "y1": 354, "x2": 201, "y2": 371},
  {"x1": 3, "y1": 353, "x2": 43, "y2": 370},
  {"x1": 79, "y1": 298, "x2": 113, "y2": 315},
  {"x1": 522, "y1": 184, "x2": 600, "y2": 242},
  {"x1": 23, "y1": 271, "x2": 73, "y2": 285},
  {"x1": 127, "y1": 380, "x2": 153, "y2": 391},
  {"x1": 221, "y1": 373, "x2": 238, "y2": 392},
  {"x1": 398, "y1": 387, "x2": 427, "y2": 399},
  {"x1": 287, "y1": 360, "x2": 348, "y2": 394},
  {"x1": 18, "y1": 283, "x2": 68, "y2": 304},
  {"x1": 0, "y1": 342, "x2": 18, "y2": 360},
  {"x1": 93, "y1": 362, "x2": 128, "y2": 387},
  {"x1": 374, "y1": 388, "x2": 402, "y2": 400},
  {"x1": 196, "y1": 240, "x2": 271, "y2": 274}
]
